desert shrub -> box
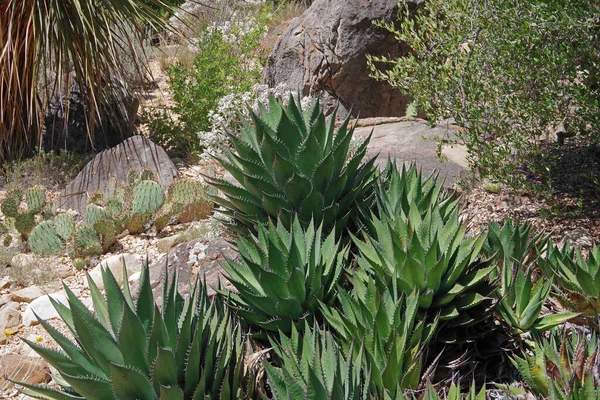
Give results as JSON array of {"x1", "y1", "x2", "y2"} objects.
[
  {"x1": 146, "y1": 4, "x2": 271, "y2": 157},
  {"x1": 369, "y1": 0, "x2": 600, "y2": 189}
]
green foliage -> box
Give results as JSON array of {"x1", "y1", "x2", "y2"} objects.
[
  {"x1": 539, "y1": 243, "x2": 600, "y2": 325},
  {"x1": 369, "y1": 0, "x2": 600, "y2": 188},
  {"x1": 1, "y1": 194, "x2": 20, "y2": 218},
  {"x1": 19, "y1": 263, "x2": 251, "y2": 399},
  {"x1": 511, "y1": 330, "x2": 600, "y2": 399},
  {"x1": 221, "y1": 217, "x2": 347, "y2": 333},
  {"x1": 209, "y1": 95, "x2": 375, "y2": 236},
  {"x1": 14, "y1": 212, "x2": 36, "y2": 237},
  {"x1": 147, "y1": 16, "x2": 267, "y2": 157},
  {"x1": 354, "y1": 164, "x2": 494, "y2": 343},
  {"x1": 485, "y1": 221, "x2": 577, "y2": 334},
  {"x1": 320, "y1": 277, "x2": 429, "y2": 395},
  {"x1": 266, "y1": 323, "x2": 369, "y2": 400},
  {"x1": 407, "y1": 382, "x2": 486, "y2": 400},
  {"x1": 168, "y1": 179, "x2": 213, "y2": 224},
  {"x1": 70, "y1": 226, "x2": 103, "y2": 258},
  {"x1": 29, "y1": 221, "x2": 65, "y2": 255},
  {"x1": 85, "y1": 204, "x2": 112, "y2": 226}
]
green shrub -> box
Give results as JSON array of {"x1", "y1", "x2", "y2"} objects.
[
  {"x1": 147, "y1": 11, "x2": 268, "y2": 157},
  {"x1": 369, "y1": 0, "x2": 600, "y2": 188}
]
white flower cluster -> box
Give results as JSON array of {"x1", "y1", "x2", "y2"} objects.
[{"x1": 198, "y1": 83, "x2": 315, "y2": 161}]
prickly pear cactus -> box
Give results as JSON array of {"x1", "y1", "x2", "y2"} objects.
[
  {"x1": 88, "y1": 191, "x2": 103, "y2": 205},
  {"x1": 85, "y1": 204, "x2": 111, "y2": 226},
  {"x1": 29, "y1": 221, "x2": 65, "y2": 255},
  {"x1": 140, "y1": 168, "x2": 157, "y2": 181},
  {"x1": 25, "y1": 188, "x2": 46, "y2": 214},
  {"x1": 93, "y1": 219, "x2": 118, "y2": 251},
  {"x1": 168, "y1": 179, "x2": 201, "y2": 205},
  {"x1": 132, "y1": 180, "x2": 164, "y2": 215},
  {"x1": 1, "y1": 196, "x2": 20, "y2": 218},
  {"x1": 178, "y1": 201, "x2": 213, "y2": 223},
  {"x1": 53, "y1": 214, "x2": 75, "y2": 241},
  {"x1": 106, "y1": 199, "x2": 123, "y2": 218},
  {"x1": 73, "y1": 258, "x2": 87, "y2": 271},
  {"x1": 125, "y1": 213, "x2": 151, "y2": 234},
  {"x1": 3, "y1": 235, "x2": 12, "y2": 247},
  {"x1": 71, "y1": 226, "x2": 103, "y2": 257},
  {"x1": 14, "y1": 213, "x2": 35, "y2": 237}
]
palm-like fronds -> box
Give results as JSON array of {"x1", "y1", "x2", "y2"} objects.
[{"x1": 0, "y1": 0, "x2": 174, "y2": 162}]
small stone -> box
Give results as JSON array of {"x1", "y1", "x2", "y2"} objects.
[
  {"x1": 0, "y1": 355, "x2": 51, "y2": 389},
  {"x1": 53, "y1": 263, "x2": 75, "y2": 279},
  {"x1": 22, "y1": 292, "x2": 70, "y2": 326},
  {"x1": 0, "y1": 276, "x2": 11, "y2": 289},
  {"x1": 11, "y1": 285, "x2": 45, "y2": 303},
  {"x1": 0, "y1": 294, "x2": 11, "y2": 307},
  {"x1": 157, "y1": 235, "x2": 180, "y2": 253},
  {"x1": 86, "y1": 253, "x2": 143, "y2": 290},
  {"x1": 0, "y1": 301, "x2": 21, "y2": 329}
]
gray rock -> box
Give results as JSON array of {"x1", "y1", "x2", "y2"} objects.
[
  {"x1": 22, "y1": 291, "x2": 72, "y2": 326},
  {"x1": 0, "y1": 355, "x2": 51, "y2": 390},
  {"x1": 264, "y1": 0, "x2": 423, "y2": 117},
  {"x1": 134, "y1": 238, "x2": 234, "y2": 300},
  {"x1": 11, "y1": 285, "x2": 45, "y2": 303},
  {"x1": 87, "y1": 253, "x2": 143, "y2": 290},
  {"x1": 353, "y1": 120, "x2": 468, "y2": 187},
  {"x1": 0, "y1": 302, "x2": 21, "y2": 329},
  {"x1": 56, "y1": 135, "x2": 179, "y2": 214}
]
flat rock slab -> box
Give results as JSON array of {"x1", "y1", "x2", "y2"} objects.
[
  {"x1": 56, "y1": 136, "x2": 179, "y2": 214},
  {"x1": 354, "y1": 121, "x2": 468, "y2": 187}
]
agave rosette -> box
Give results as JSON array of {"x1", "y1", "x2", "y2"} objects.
[
  {"x1": 220, "y1": 216, "x2": 348, "y2": 333},
  {"x1": 207, "y1": 95, "x2": 375, "y2": 235}
]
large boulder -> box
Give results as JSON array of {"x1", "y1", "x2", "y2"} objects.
[
  {"x1": 56, "y1": 135, "x2": 178, "y2": 214},
  {"x1": 264, "y1": 0, "x2": 422, "y2": 117}
]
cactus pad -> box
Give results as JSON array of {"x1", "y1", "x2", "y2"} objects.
[
  {"x1": 25, "y1": 188, "x2": 46, "y2": 214},
  {"x1": 89, "y1": 191, "x2": 103, "y2": 205},
  {"x1": 73, "y1": 226, "x2": 103, "y2": 257},
  {"x1": 178, "y1": 201, "x2": 213, "y2": 223},
  {"x1": 168, "y1": 180, "x2": 202, "y2": 205},
  {"x1": 73, "y1": 258, "x2": 87, "y2": 271},
  {"x1": 54, "y1": 214, "x2": 75, "y2": 241},
  {"x1": 29, "y1": 221, "x2": 65, "y2": 255},
  {"x1": 3, "y1": 235, "x2": 12, "y2": 247},
  {"x1": 93, "y1": 219, "x2": 118, "y2": 251},
  {"x1": 14, "y1": 213, "x2": 36, "y2": 236},
  {"x1": 132, "y1": 180, "x2": 164, "y2": 215},
  {"x1": 125, "y1": 213, "x2": 151, "y2": 234},
  {"x1": 1, "y1": 196, "x2": 20, "y2": 218},
  {"x1": 85, "y1": 204, "x2": 111, "y2": 226},
  {"x1": 106, "y1": 199, "x2": 123, "y2": 218},
  {"x1": 140, "y1": 168, "x2": 157, "y2": 181}
]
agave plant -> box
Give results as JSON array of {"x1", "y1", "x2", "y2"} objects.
[
  {"x1": 320, "y1": 273, "x2": 431, "y2": 396},
  {"x1": 18, "y1": 263, "x2": 250, "y2": 399},
  {"x1": 265, "y1": 322, "x2": 369, "y2": 400},
  {"x1": 398, "y1": 382, "x2": 485, "y2": 400},
  {"x1": 486, "y1": 221, "x2": 577, "y2": 334},
  {"x1": 207, "y1": 95, "x2": 376, "y2": 236},
  {"x1": 353, "y1": 166, "x2": 495, "y2": 343},
  {"x1": 220, "y1": 216, "x2": 347, "y2": 333},
  {"x1": 511, "y1": 330, "x2": 600, "y2": 399},
  {"x1": 538, "y1": 243, "x2": 600, "y2": 326}
]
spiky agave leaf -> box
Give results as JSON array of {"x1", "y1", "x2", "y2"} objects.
[
  {"x1": 353, "y1": 167, "x2": 495, "y2": 343},
  {"x1": 538, "y1": 242, "x2": 600, "y2": 326},
  {"x1": 220, "y1": 216, "x2": 348, "y2": 334},
  {"x1": 320, "y1": 273, "x2": 432, "y2": 396},
  {"x1": 485, "y1": 221, "x2": 577, "y2": 334},
  {"x1": 18, "y1": 260, "x2": 250, "y2": 399},
  {"x1": 207, "y1": 94, "x2": 376, "y2": 236},
  {"x1": 511, "y1": 330, "x2": 600, "y2": 399},
  {"x1": 265, "y1": 322, "x2": 369, "y2": 400}
]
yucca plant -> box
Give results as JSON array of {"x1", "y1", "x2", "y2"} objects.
[
  {"x1": 265, "y1": 322, "x2": 369, "y2": 400},
  {"x1": 220, "y1": 216, "x2": 348, "y2": 333},
  {"x1": 353, "y1": 166, "x2": 495, "y2": 343},
  {"x1": 207, "y1": 95, "x2": 376, "y2": 236},
  {"x1": 18, "y1": 263, "x2": 251, "y2": 399},
  {"x1": 320, "y1": 273, "x2": 431, "y2": 396},
  {"x1": 0, "y1": 0, "x2": 176, "y2": 162},
  {"x1": 538, "y1": 243, "x2": 600, "y2": 326},
  {"x1": 511, "y1": 330, "x2": 600, "y2": 399},
  {"x1": 398, "y1": 382, "x2": 486, "y2": 400},
  {"x1": 485, "y1": 221, "x2": 577, "y2": 335}
]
